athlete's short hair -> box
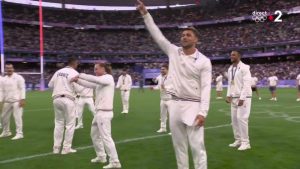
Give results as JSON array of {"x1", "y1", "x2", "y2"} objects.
[
  {"x1": 182, "y1": 27, "x2": 200, "y2": 39},
  {"x1": 67, "y1": 57, "x2": 78, "y2": 65}
]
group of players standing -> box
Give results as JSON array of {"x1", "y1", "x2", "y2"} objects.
[
  {"x1": 215, "y1": 70, "x2": 300, "y2": 102},
  {"x1": 1, "y1": 1, "x2": 300, "y2": 169}
]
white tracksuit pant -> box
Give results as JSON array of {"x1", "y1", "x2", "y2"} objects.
[
  {"x1": 160, "y1": 100, "x2": 170, "y2": 130},
  {"x1": 1, "y1": 102, "x2": 23, "y2": 135},
  {"x1": 121, "y1": 90, "x2": 130, "y2": 112},
  {"x1": 53, "y1": 97, "x2": 76, "y2": 150},
  {"x1": 91, "y1": 110, "x2": 120, "y2": 163},
  {"x1": 231, "y1": 98, "x2": 251, "y2": 144},
  {"x1": 168, "y1": 100, "x2": 207, "y2": 169},
  {"x1": 76, "y1": 97, "x2": 95, "y2": 126}
]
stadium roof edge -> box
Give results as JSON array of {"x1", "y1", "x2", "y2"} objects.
[{"x1": 3, "y1": 0, "x2": 199, "y2": 11}]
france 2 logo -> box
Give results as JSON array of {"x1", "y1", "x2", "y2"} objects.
[{"x1": 252, "y1": 10, "x2": 283, "y2": 23}]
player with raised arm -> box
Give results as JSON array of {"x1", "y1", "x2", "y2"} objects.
[{"x1": 137, "y1": 1, "x2": 212, "y2": 168}]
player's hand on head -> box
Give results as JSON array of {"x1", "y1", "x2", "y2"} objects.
[{"x1": 136, "y1": 0, "x2": 148, "y2": 16}]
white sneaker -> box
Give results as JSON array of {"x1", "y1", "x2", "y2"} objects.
[
  {"x1": 274, "y1": 98, "x2": 277, "y2": 101},
  {"x1": 297, "y1": 98, "x2": 300, "y2": 102},
  {"x1": 0, "y1": 132, "x2": 12, "y2": 138},
  {"x1": 103, "y1": 162, "x2": 122, "y2": 169},
  {"x1": 259, "y1": 97, "x2": 262, "y2": 100},
  {"x1": 228, "y1": 141, "x2": 241, "y2": 148},
  {"x1": 61, "y1": 148, "x2": 77, "y2": 155},
  {"x1": 75, "y1": 125, "x2": 83, "y2": 129},
  {"x1": 121, "y1": 111, "x2": 126, "y2": 114},
  {"x1": 270, "y1": 98, "x2": 274, "y2": 101},
  {"x1": 216, "y1": 97, "x2": 223, "y2": 100},
  {"x1": 238, "y1": 143, "x2": 251, "y2": 151},
  {"x1": 91, "y1": 156, "x2": 107, "y2": 163},
  {"x1": 53, "y1": 147, "x2": 60, "y2": 154},
  {"x1": 156, "y1": 128, "x2": 167, "y2": 133},
  {"x1": 11, "y1": 134, "x2": 24, "y2": 140},
  {"x1": 124, "y1": 110, "x2": 128, "y2": 114},
  {"x1": 168, "y1": 132, "x2": 172, "y2": 135}
]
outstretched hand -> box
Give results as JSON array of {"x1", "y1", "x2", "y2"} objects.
[{"x1": 136, "y1": 0, "x2": 148, "y2": 16}]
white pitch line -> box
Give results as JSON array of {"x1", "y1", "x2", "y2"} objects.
[{"x1": 0, "y1": 124, "x2": 230, "y2": 164}]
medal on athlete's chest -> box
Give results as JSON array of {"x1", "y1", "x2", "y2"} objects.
[{"x1": 231, "y1": 66, "x2": 238, "y2": 86}]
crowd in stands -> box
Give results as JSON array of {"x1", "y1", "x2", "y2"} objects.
[
  {"x1": 3, "y1": 0, "x2": 300, "y2": 25},
  {"x1": 4, "y1": 14, "x2": 300, "y2": 56}
]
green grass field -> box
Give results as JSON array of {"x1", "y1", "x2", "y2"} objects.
[{"x1": 0, "y1": 88, "x2": 299, "y2": 169}]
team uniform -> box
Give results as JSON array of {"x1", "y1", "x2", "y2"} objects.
[
  {"x1": 77, "y1": 73, "x2": 121, "y2": 169},
  {"x1": 215, "y1": 75, "x2": 223, "y2": 92},
  {"x1": 251, "y1": 77, "x2": 258, "y2": 91},
  {"x1": 48, "y1": 66, "x2": 80, "y2": 154},
  {"x1": 116, "y1": 74, "x2": 132, "y2": 114},
  {"x1": 227, "y1": 61, "x2": 252, "y2": 150},
  {"x1": 75, "y1": 87, "x2": 95, "y2": 129},
  {"x1": 268, "y1": 75, "x2": 278, "y2": 101},
  {"x1": 153, "y1": 74, "x2": 172, "y2": 133},
  {"x1": 268, "y1": 76, "x2": 278, "y2": 92},
  {"x1": 0, "y1": 73, "x2": 26, "y2": 140},
  {"x1": 143, "y1": 13, "x2": 212, "y2": 169}
]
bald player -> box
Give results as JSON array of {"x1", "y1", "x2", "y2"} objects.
[
  {"x1": 0, "y1": 63, "x2": 26, "y2": 140},
  {"x1": 150, "y1": 64, "x2": 171, "y2": 133},
  {"x1": 137, "y1": 1, "x2": 212, "y2": 169},
  {"x1": 226, "y1": 51, "x2": 252, "y2": 151},
  {"x1": 48, "y1": 58, "x2": 81, "y2": 154}
]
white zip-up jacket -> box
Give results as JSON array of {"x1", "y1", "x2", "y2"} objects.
[
  {"x1": 0, "y1": 73, "x2": 26, "y2": 102},
  {"x1": 153, "y1": 74, "x2": 172, "y2": 101},
  {"x1": 227, "y1": 61, "x2": 252, "y2": 100},
  {"x1": 77, "y1": 73, "x2": 114, "y2": 111},
  {"x1": 48, "y1": 67, "x2": 80, "y2": 98},
  {"x1": 143, "y1": 13, "x2": 212, "y2": 117},
  {"x1": 116, "y1": 74, "x2": 132, "y2": 91}
]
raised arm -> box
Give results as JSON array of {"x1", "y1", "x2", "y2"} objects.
[
  {"x1": 136, "y1": 0, "x2": 174, "y2": 55},
  {"x1": 199, "y1": 60, "x2": 212, "y2": 118},
  {"x1": 79, "y1": 73, "x2": 111, "y2": 85}
]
